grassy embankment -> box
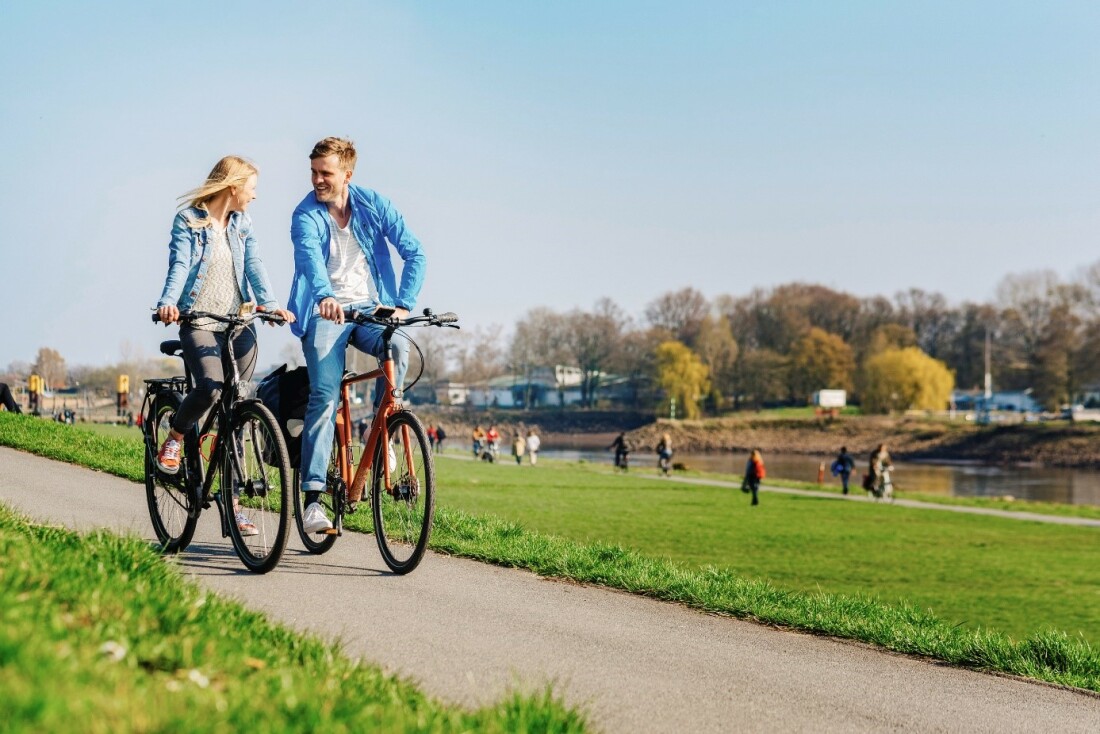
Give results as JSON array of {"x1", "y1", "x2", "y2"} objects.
[
  {"x1": 0, "y1": 502, "x2": 584, "y2": 732},
  {"x1": 2, "y1": 412, "x2": 1099, "y2": 693}
]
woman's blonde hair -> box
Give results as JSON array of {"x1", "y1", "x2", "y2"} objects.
[{"x1": 178, "y1": 155, "x2": 258, "y2": 228}]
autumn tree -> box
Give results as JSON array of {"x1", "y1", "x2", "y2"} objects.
[
  {"x1": 787, "y1": 328, "x2": 854, "y2": 402},
  {"x1": 654, "y1": 340, "x2": 710, "y2": 419},
  {"x1": 861, "y1": 347, "x2": 955, "y2": 414},
  {"x1": 731, "y1": 349, "x2": 788, "y2": 409}
]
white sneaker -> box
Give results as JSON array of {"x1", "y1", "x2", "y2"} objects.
[{"x1": 301, "y1": 502, "x2": 333, "y2": 534}]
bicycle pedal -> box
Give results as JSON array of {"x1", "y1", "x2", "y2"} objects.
[{"x1": 318, "y1": 528, "x2": 340, "y2": 535}]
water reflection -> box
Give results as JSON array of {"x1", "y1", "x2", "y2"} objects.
[{"x1": 539, "y1": 448, "x2": 1100, "y2": 507}]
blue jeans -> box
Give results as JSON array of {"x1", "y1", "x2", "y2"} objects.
[{"x1": 299, "y1": 307, "x2": 410, "y2": 494}]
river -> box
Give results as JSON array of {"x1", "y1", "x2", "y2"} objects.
[{"x1": 537, "y1": 446, "x2": 1100, "y2": 507}]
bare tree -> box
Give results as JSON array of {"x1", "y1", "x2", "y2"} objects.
[
  {"x1": 563, "y1": 299, "x2": 626, "y2": 408},
  {"x1": 644, "y1": 287, "x2": 710, "y2": 347},
  {"x1": 33, "y1": 348, "x2": 67, "y2": 390}
]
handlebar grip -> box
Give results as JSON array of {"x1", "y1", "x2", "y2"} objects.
[
  {"x1": 435, "y1": 312, "x2": 459, "y2": 324},
  {"x1": 151, "y1": 313, "x2": 162, "y2": 323}
]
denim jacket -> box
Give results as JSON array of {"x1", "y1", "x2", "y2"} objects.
[
  {"x1": 287, "y1": 184, "x2": 426, "y2": 338},
  {"x1": 157, "y1": 207, "x2": 280, "y2": 311}
]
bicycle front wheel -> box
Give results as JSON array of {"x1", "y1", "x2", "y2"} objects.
[
  {"x1": 144, "y1": 391, "x2": 198, "y2": 553},
  {"x1": 292, "y1": 432, "x2": 342, "y2": 555},
  {"x1": 371, "y1": 411, "x2": 434, "y2": 574},
  {"x1": 224, "y1": 402, "x2": 291, "y2": 574}
]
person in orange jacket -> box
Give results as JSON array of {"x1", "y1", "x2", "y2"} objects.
[{"x1": 741, "y1": 448, "x2": 766, "y2": 506}]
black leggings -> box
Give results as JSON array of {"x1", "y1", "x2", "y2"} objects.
[{"x1": 172, "y1": 325, "x2": 257, "y2": 433}]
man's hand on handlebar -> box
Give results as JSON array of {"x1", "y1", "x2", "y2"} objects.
[
  {"x1": 157, "y1": 305, "x2": 180, "y2": 325},
  {"x1": 319, "y1": 297, "x2": 344, "y2": 324},
  {"x1": 379, "y1": 306, "x2": 409, "y2": 320}
]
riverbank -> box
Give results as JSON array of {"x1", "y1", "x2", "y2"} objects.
[{"x1": 416, "y1": 409, "x2": 1100, "y2": 468}]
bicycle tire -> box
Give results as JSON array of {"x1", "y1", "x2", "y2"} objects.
[
  {"x1": 223, "y1": 402, "x2": 291, "y2": 574},
  {"x1": 144, "y1": 390, "x2": 199, "y2": 553},
  {"x1": 371, "y1": 411, "x2": 434, "y2": 574},
  {"x1": 292, "y1": 432, "x2": 342, "y2": 555}
]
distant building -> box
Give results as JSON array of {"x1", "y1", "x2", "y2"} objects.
[{"x1": 951, "y1": 389, "x2": 1042, "y2": 414}]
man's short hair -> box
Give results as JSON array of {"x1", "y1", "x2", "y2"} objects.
[{"x1": 310, "y1": 137, "x2": 357, "y2": 171}]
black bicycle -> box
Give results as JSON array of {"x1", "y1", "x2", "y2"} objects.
[{"x1": 142, "y1": 309, "x2": 292, "y2": 573}]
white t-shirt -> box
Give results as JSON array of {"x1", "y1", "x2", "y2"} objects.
[
  {"x1": 327, "y1": 217, "x2": 378, "y2": 306},
  {"x1": 526, "y1": 434, "x2": 541, "y2": 452}
]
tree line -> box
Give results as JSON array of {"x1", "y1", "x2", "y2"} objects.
[
  {"x1": 415, "y1": 264, "x2": 1100, "y2": 416},
  {"x1": 8, "y1": 264, "x2": 1100, "y2": 417}
]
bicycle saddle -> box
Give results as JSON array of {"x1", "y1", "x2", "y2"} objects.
[{"x1": 159, "y1": 340, "x2": 183, "y2": 357}]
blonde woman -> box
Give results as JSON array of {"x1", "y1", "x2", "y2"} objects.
[{"x1": 154, "y1": 156, "x2": 294, "y2": 534}]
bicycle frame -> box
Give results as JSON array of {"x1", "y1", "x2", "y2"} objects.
[{"x1": 335, "y1": 350, "x2": 415, "y2": 505}]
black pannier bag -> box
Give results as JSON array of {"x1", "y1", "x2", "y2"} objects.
[{"x1": 256, "y1": 364, "x2": 310, "y2": 468}]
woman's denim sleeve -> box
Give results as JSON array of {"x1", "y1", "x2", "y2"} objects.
[
  {"x1": 240, "y1": 215, "x2": 279, "y2": 309},
  {"x1": 376, "y1": 195, "x2": 426, "y2": 310},
  {"x1": 157, "y1": 214, "x2": 193, "y2": 308}
]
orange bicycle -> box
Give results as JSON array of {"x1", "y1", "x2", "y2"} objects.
[{"x1": 292, "y1": 307, "x2": 458, "y2": 573}]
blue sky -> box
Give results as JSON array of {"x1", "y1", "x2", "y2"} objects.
[{"x1": 1, "y1": 1, "x2": 1098, "y2": 367}]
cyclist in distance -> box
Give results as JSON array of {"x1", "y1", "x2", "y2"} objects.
[
  {"x1": 287, "y1": 137, "x2": 427, "y2": 535},
  {"x1": 154, "y1": 156, "x2": 294, "y2": 535}
]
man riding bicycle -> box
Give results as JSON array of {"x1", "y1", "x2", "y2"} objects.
[{"x1": 287, "y1": 137, "x2": 426, "y2": 535}]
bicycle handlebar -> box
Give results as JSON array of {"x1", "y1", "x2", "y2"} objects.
[
  {"x1": 151, "y1": 309, "x2": 287, "y2": 326},
  {"x1": 343, "y1": 307, "x2": 460, "y2": 329}
]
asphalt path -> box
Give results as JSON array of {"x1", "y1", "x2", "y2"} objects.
[{"x1": 2, "y1": 446, "x2": 1098, "y2": 732}]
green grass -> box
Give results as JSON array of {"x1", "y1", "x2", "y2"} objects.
[
  {"x1": 0, "y1": 502, "x2": 585, "y2": 733},
  {"x1": 2, "y1": 412, "x2": 1099, "y2": 693}
]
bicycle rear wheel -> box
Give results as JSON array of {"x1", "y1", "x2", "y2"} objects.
[
  {"x1": 144, "y1": 391, "x2": 199, "y2": 553},
  {"x1": 371, "y1": 411, "x2": 434, "y2": 574},
  {"x1": 224, "y1": 402, "x2": 291, "y2": 574},
  {"x1": 292, "y1": 432, "x2": 342, "y2": 555}
]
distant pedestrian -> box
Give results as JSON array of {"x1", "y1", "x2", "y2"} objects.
[
  {"x1": 0, "y1": 382, "x2": 22, "y2": 414},
  {"x1": 525, "y1": 428, "x2": 541, "y2": 465},
  {"x1": 435, "y1": 424, "x2": 447, "y2": 453},
  {"x1": 486, "y1": 424, "x2": 501, "y2": 460},
  {"x1": 426, "y1": 423, "x2": 437, "y2": 452},
  {"x1": 512, "y1": 433, "x2": 526, "y2": 464},
  {"x1": 867, "y1": 443, "x2": 893, "y2": 499},
  {"x1": 472, "y1": 424, "x2": 486, "y2": 458},
  {"x1": 741, "y1": 449, "x2": 766, "y2": 506},
  {"x1": 609, "y1": 432, "x2": 630, "y2": 472},
  {"x1": 832, "y1": 446, "x2": 855, "y2": 494},
  {"x1": 656, "y1": 432, "x2": 673, "y2": 476}
]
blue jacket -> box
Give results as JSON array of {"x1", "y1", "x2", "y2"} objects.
[
  {"x1": 157, "y1": 208, "x2": 280, "y2": 311},
  {"x1": 287, "y1": 184, "x2": 426, "y2": 338}
]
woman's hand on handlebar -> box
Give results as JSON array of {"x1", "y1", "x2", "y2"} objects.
[
  {"x1": 157, "y1": 305, "x2": 180, "y2": 325},
  {"x1": 256, "y1": 305, "x2": 295, "y2": 326}
]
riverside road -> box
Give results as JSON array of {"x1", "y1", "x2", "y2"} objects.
[{"x1": 1, "y1": 447, "x2": 1097, "y2": 733}]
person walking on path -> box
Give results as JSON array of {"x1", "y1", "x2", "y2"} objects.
[
  {"x1": 832, "y1": 446, "x2": 855, "y2": 494},
  {"x1": 741, "y1": 449, "x2": 766, "y2": 506},
  {"x1": 426, "y1": 423, "x2": 437, "y2": 452},
  {"x1": 153, "y1": 155, "x2": 295, "y2": 536},
  {"x1": 434, "y1": 424, "x2": 446, "y2": 454},
  {"x1": 656, "y1": 433, "x2": 673, "y2": 476},
  {"x1": 511, "y1": 433, "x2": 526, "y2": 465},
  {"x1": 472, "y1": 424, "x2": 486, "y2": 458},
  {"x1": 868, "y1": 443, "x2": 894, "y2": 499},
  {"x1": 525, "y1": 428, "x2": 540, "y2": 466},
  {"x1": 609, "y1": 432, "x2": 630, "y2": 472},
  {"x1": 287, "y1": 137, "x2": 427, "y2": 535},
  {"x1": 486, "y1": 424, "x2": 501, "y2": 461}
]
